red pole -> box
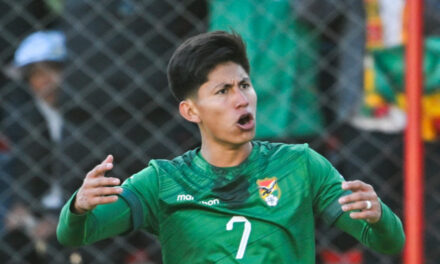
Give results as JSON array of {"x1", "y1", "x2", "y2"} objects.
[{"x1": 404, "y1": 0, "x2": 424, "y2": 263}]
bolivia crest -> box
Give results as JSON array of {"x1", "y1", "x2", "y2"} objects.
[{"x1": 257, "y1": 177, "x2": 281, "y2": 207}]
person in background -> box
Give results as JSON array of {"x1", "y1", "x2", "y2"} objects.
[
  {"x1": 1, "y1": 30, "x2": 73, "y2": 263},
  {"x1": 0, "y1": 0, "x2": 64, "y2": 240}
]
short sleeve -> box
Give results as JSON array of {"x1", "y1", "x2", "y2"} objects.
[
  {"x1": 307, "y1": 147, "x2": 349, "y2": 225},
  {"x1": 121, "y1": 166, "x2": 160, "y2": 235}
]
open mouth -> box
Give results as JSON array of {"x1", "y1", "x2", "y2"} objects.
[
  {"x1": 237, "y1": 113, "x2": 255, "y2": 130},
  {"x1": 238, "y1": 113, "x2": 251, "y2": 125}
]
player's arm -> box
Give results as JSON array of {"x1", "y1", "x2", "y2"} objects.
[
  {"x1": 306, "y1": 147, "x2": 405, "y2": 254},
  {"x1": 335, "y1": 180, "x2": 405, "y2": 254},
  {"x1": 57, "y1": 155, "x2": 131, "y2": 246}
]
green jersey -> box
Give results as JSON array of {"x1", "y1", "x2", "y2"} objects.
[{"x1": 57, "y1": 141, "x2": 405, "y2": 263}]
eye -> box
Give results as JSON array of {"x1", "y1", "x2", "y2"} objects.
[
  {"x1": 216, "y1": 86, "x2": 228, "y2": 95},
  {"x1": 240, "y1": 83, "x2": 250, "y2": 89}
]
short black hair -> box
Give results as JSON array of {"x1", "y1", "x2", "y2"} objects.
[{"x1": 167, "y1": 31, "x2": 250, "y2": 101}]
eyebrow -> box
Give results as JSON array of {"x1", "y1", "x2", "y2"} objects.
[
  {"x1": 239, "y1": 77, "x2": 250, "y2": 84},
  {"x1": 212, "y1": 77, "x2": 250, "y2": 90}
]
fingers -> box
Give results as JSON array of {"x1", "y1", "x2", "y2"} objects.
[
  {"x1": 341, "y1": 200, "x2": 377, "y2": 212},
  {"x1": 86, "y1": 177, "x2": 120, "y2": 188},
  {"x1": 86, "y1": 159, "x2": 114, "y2": 179},
  {"x1": 339, "y1": 180, "x2": 382, "y2": 223},
  {"x1": 89, "y1": 186, "x2": 123, "y2": 196},
  {"x1": 90, "y1": 195, "x2": 120, "y2": 205},
  {"x1": 338, "y1": 191, "x2": 375, "y2": 205},
  {"x1": 101, "y1": 154, "x2": 113, "y2": 165},
  {"x1": 348, "y1": 210, "x2": 379, "y2": 221},
  {"x1": 74, "y1": 185, "x2": 123, "y2": 213},
  {"x1": 342, "y1": 180, "x2": 373, "y2": 192},
  {"x1": 73, "y1": 155, "x2": 121, "y2": 214}
]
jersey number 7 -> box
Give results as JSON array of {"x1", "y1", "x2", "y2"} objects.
[{"x1": 226, "y1": 216, "x2": 252, "y2": 259}]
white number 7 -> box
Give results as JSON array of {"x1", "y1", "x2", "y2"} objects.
[{"x1": 226, "y1": 216, "x2": 252, "y2": 259}]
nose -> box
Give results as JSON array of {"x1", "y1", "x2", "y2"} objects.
[{"x1": 233, "y1": 87, "x2": 249, "y2": 108}]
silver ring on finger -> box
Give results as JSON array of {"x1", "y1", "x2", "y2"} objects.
[{"x1": 365, "y1": 200, "x2": 372, "y2": 210}]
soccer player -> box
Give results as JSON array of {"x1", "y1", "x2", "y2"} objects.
[{"x1": 57, "y1": 31, "x2": 405, "y2": 263}]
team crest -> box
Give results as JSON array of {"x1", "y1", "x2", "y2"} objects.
[{"x1": 257, "y1": 177, "x2": 281, "y2": 207}]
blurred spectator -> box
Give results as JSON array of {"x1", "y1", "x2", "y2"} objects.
[
  {"x1": 1, "y1": 30, "x2": 73, "y2": 263},
  {"x1": 0, "y1": 0, "x2": 64, "y2": 237},
  {"x1": 60, "y1": 0, "x2": 207, "y2": 263},
  {"x1": 208, "y1": 0, "x2": 325, "y2": 144}
]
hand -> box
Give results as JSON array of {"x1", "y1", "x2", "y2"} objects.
[
  {"x1": 338, "y1": 180, "x2": 382, "y2": 224},
  {"x1": 73, "y1": 155, "x2": 123, "y2": 214}
]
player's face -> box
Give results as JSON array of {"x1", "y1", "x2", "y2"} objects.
[{"x1": 192, "y1": 62, "x2": 257, "y2": 147}]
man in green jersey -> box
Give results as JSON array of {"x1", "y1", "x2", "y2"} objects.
[{"x1": 57, "y1": 31, "x2": 405, "y2": 263}]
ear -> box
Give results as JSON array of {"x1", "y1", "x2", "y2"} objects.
[{"x1": 179, "y1": 99, "x2": 201, "y2": 123}]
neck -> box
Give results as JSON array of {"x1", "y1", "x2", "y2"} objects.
[
  {"x1": 200, "y1": 139, "x2": 252, "y2": 167},
  {"x1": 34, "y1": 92, "x2": 58, "y2": 108},
  {"x1": 43, "y1": 96, "x2": 58, "y2": 108}
]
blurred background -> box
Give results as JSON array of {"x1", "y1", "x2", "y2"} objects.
[{"x1": 0, "y1": 0, "x2": 439, "y2": 263}]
